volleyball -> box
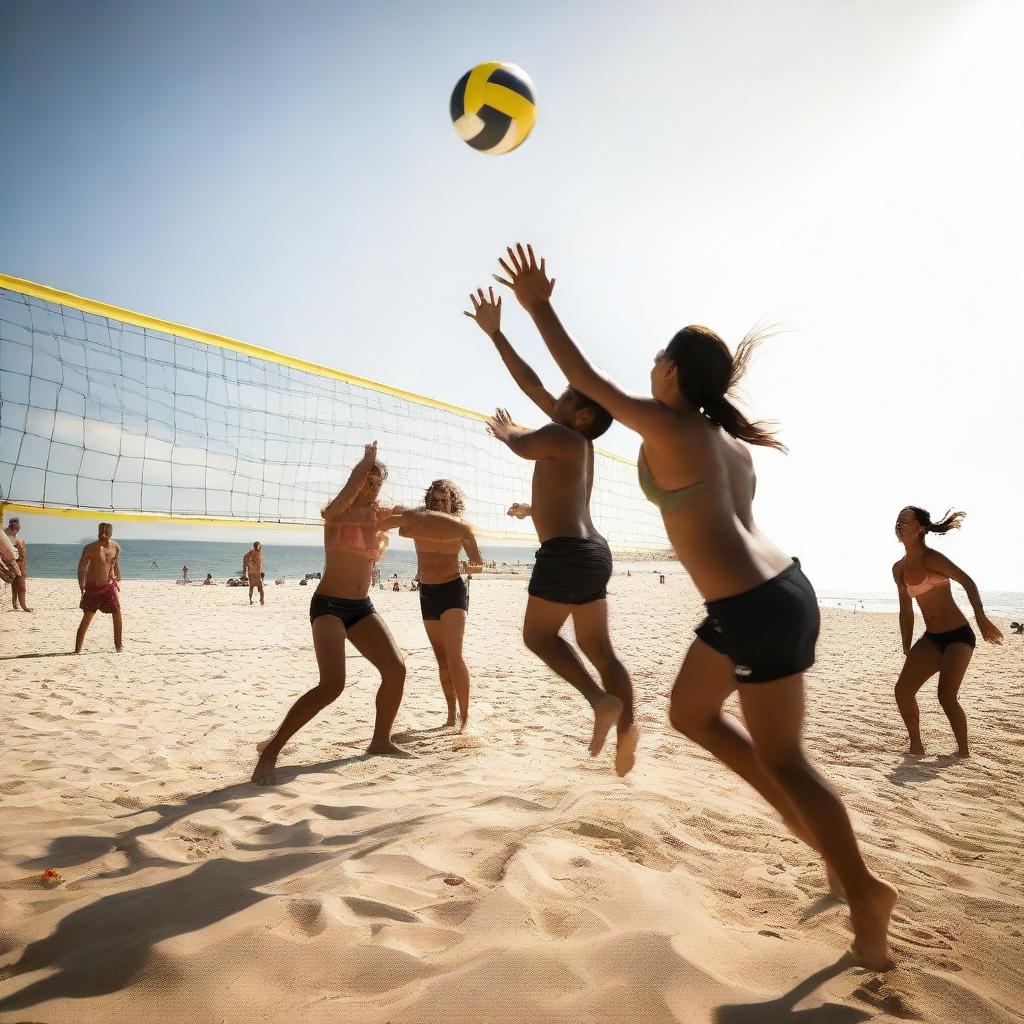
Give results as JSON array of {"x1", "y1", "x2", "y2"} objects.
[{"x1": 449, "y1": 62, "x2": 537, "y2": 155}]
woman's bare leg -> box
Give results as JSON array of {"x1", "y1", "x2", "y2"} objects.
[
  {"x1": 670, "y1": 639, "x2": 814, "y2": 842},
  {"x1": 424, "y1": 619, "x2": 457, "y2": 726},
  {"x1": 346, "y1": 614, "x2": 408, "y2": 755},
  {"x1": 739, "y1": 677, "x2": 898, "y2": 969},
  {"x1": 894, "y1": 639, "x2": 942, "y2": 755},
  {"x1": 937, "y1": 643, "x2": 973, "y2": 756},
  {"x1": 440, "y1": 608, "x2": 470, "y2": 730},
  {"x1": 252, "y1": 615, "x2": 347, "y2": 785}
]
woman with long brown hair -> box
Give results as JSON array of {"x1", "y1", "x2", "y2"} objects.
[
  {"x1": 487, "y1": 243, "x2": 897, "y2": 969},
  {"x1": 893, "y1": 506, "x2": 1002, "y2": 757}
]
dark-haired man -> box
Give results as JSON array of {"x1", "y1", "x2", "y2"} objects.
[
  {"x1": 243, "y1": 542, "x2": 265, "y2": 605},
  {"x1": 466, "y1": 287, "x2": 637, "y2": 775},
  {"x1": 4, "y1": 517, "x2": 31, "y2": 611},
  {"x1": 76, "y1": 522, "x2": 122, "y2": 652}
]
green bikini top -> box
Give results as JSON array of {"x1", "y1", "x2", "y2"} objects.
[{"x1": 638, "y1": 447, "x2": 709, "y2": 511}]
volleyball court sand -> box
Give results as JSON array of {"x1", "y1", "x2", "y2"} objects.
[{"x1": 1, "y1": 574, "x2": 1021, "y2": 1023}]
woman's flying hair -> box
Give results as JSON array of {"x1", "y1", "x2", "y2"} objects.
[
  {"x1": 664, "y1": 325, "x2": 786, "y2": 453},
  {"x1": 905, "y1": 506, "x2": 967, "y2": 535}
]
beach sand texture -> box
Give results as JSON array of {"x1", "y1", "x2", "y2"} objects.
[{"x1": 1, "y1": 575, "x2": 1022, "y2": 1023}]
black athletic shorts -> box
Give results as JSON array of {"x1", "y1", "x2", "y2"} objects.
[
  {"x1": 695, "y1": 558, "x2": 820, "y2": 684},
  {"x1": 309, "y1": 593, "x2": 375, "y2": 630},
  {"x1": 528, "y1": 535, "x2": 613, "y2": 606},
  {"x1": 419, "y1": 576, "x2": 469, "y2": 621},
  {"x1": 924, "y1": 623, "x2": 976, "y2": 652}
]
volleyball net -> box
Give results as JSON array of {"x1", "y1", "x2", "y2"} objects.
[{"x1": 0, "y1": 274, "x2": 668, "y2": 548}]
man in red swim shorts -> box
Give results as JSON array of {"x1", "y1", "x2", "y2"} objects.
[{"x1": 75, "y1": 522, "x2": 123, "y2": 653}]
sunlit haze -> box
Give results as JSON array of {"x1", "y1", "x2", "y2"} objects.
[{"x1": 2, "y1": 0, "x2": 1021, "y2": 591}]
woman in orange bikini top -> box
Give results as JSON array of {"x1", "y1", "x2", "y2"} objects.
[{"x1": 892, "y1": 505, "x2": 1003, "y2": 758}]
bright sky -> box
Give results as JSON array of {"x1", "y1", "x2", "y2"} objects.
[{"x1": 1, "y1": 0, "x2": 1021, "y2": 590}]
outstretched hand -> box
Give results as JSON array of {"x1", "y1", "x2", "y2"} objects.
[
  {"x1": 978, "y1": 615, "x2": 1004, "y2": 645},
  {"x1": 464, "y1": 287, "x2": 502, "y2": 336},
  {"x1": 494, "y1": 243, "x2": 554, "y2": 311},
  {"x1": 485, "y1": 408, "x2": 516, "y2": 445}
]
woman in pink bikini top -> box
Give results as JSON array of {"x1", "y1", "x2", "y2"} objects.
[
  {"x1": 892, "y1": 505, "x2": 1003, "y2": 758},
  {"x1": 251, "y1": 442, "x2": 411, "y2": 786}
]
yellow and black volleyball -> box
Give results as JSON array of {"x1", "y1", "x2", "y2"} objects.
[{"x1": 450, "y1": 62, "x2": 537, "y2": 155}]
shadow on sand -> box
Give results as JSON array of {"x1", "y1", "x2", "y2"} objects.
[
  {"x1": 715, "y1": 954, "x2": 870, "y2": 1024},
  {"x1": 885, "y1": 752, "x2": 961, "y2": 787}
]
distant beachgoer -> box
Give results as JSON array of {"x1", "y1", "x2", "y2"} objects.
[
  {"x1": 4, "y1": 518, "x2": 31, "y2": 611},
  {"x1": 392, "y1": 578, "x2": 400, "y2": 592},
  {"x1": 1009, "y1": 622, "x2": 1022, "y2": 635},
  {"x1": 243, "y1": 542, "x2": 265, "y2": 606},
  {"x1": 0, "y1": 526, "x2": 21, "y2": 588},
  {"x1": 182, "y1": 564, "x2": 189, "y2": 582},
  {"x1": 893, "y1": 506, "x2": 1003, "y2": 758},
  {"x1": 202, "y1": 573, "x2": 213, "y2": 585},
  {"x1": 495, "y1": 242, "x2": 897, "y2": 968},
  {"x1": 659, "y1": 574, "x2": 665, "y2": 584},
  {"x1": 76, "y1": 523, "x2": 122, "y2": 653},
  {"x1": 151, "y1": 560, "x2": 158, "y2": 568}
]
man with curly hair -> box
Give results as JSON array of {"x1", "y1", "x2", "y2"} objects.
[{"x1": 411, "y1": 479, "x2": 482, "y2": 731}]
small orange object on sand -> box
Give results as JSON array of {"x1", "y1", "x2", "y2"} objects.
[{"x1": 40, "y1": 868, "x2": 63, "y2": 887}]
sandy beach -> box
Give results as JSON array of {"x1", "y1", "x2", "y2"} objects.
[{"x1": 1, "y1": 572, "x2": 1021, "y2": 1023}]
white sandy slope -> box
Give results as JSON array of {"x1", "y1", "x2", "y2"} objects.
[{"x1": 0, "y1": 574, "x2": 1021, "y2": 1024}]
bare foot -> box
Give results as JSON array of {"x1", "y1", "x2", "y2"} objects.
[
  {"x1": 589, "y1": 695, "x2": 623, "y2": 757},
  {"x1": 115, "y1": 646, "x2": 123, "y2": 653},
  {"x1": 251, "y1": 751, "x2": 279, "y2": 785},
  {"x1": 849, "y1": 876, "x2": 898, "y2": 971},
  {"x1": 458, "y1": 716, "x2": 469, "y2": 734},
  {"x1": 443, "y1": 713, "x2": 456, "y2": 729},
  {"x1": 908, "y1": 741, "x2": 925, "y2": 756},
  {"x1": 956, "y1": 748, "x2": 970, "y2": 758},
  {"x1": 614, "y1": 724, "x2": 640, "y2": 776},
  {"x1": 366, "y1": 739, "x2": 412, "y2": 758}
]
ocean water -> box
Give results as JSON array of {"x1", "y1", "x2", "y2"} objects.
[
  {"x1": 18, "y1": 540, "x2": 537, "y2": 583},
  {"x1": 817, "y1": 590, "x2": 1024, "y2": 620},
  {"x1": 14, "y1": 541, "x2": 1022, "y2": 620}
]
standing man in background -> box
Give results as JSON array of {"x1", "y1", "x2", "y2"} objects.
[
  {"x1": 244, "y1": 541, "x2": 265, "y2": 606},
  {"x1": 76, "y1": 522, "x2": 122, "y2": 652},
  {"x1": 4, "y1": 518, "x2": 31, "y2": 611},
  {"x1": 0, "y1": 520, "x2": 22, "y2": 593}
]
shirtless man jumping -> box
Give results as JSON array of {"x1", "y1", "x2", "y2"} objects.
[
  {"x1": 243, "y1": 542, "x2": 265, "y2": 605},
  {"x1": 76, "y1": 522, "x2": 122, "y2": 653},
  {"x1": 412, "y1": 479, "x2": 483, "y2": 731},
  {"x1": 466, "y1": 287, "x2": 638, "y2": 774}
]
